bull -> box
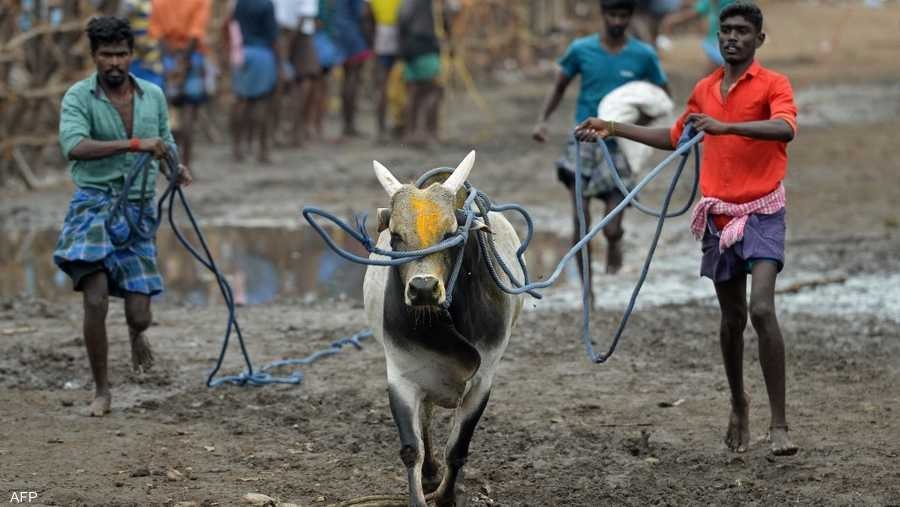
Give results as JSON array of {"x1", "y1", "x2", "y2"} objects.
[{"x1": 363, "y1": 151, "x2": 525, "y2": 507}]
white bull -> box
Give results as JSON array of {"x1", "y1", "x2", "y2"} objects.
[{"x1": 363, "y1": 151, "x2": 524, "y2": 507}]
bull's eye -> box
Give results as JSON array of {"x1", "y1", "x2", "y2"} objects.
[
  {"x1": 390, "y1": 232, "x2": 404, "y2": 250},
  {"x1": 442, "y1": 231, "x2": 457, "y2": 242}
]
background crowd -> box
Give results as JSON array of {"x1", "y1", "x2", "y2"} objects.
[
  {"x1": 119, "y1": 0, "x2": 457, "y2": 166},
  {"x1": 118, "y1": 0, "x2": 737, "y2": 165}
]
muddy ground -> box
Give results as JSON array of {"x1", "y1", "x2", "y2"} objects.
[{"x1": 2, "y1": 2, "x2": 899, "y2": 506}]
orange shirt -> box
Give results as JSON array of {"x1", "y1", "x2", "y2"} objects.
[
  {"x1": 670, "y1": 61, "x2": 798, "y2": 212},
  {"x1": 149, "y1": 0, "x2": 211, "y2": 52}
]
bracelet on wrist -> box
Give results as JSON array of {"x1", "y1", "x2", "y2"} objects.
[{"x1": 128, "y1": 138, "x2": 140, "y2": 152}]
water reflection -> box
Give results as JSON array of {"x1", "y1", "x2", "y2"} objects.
[{"x1": 0, "y1": 225, "x2": 573, "y2": 305}]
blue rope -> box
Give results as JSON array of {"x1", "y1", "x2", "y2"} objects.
[
  {"x1": 111, "y1": 149, "x2": 370, "y2": 387},
  {"x1": 575, "y1": 126, "x2": 702, "y2": 362},
  {"x1": 301, "y1": 127, "x2": 704, "y2": 363}
]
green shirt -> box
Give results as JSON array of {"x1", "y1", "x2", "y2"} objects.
[{"x1": 58, "y1": 72, "x2": 175, "y2": 200}]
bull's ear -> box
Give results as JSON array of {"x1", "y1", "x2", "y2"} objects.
[
  {"x1": 377, "y1": 208, "x2": 391, "y2": 232},
  {"x1": 373, "y1": 160, "x2": 402, "y2": 197},
  {"x1": 442, "y1": 150, "x2": 476, "y2": 193}
]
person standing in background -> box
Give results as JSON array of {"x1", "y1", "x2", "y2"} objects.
[
  {"x1": 149, "y1": 0, "x2": 211, "y2": 168},
  {"x1": 365, "y1": 0, "x2": 402, "y2": 143},
  {"x1": 272, "y1": 0, "x2": 324, "y2": 147},
  {"x1": 228, "y1": 0, "x2": 281, "y2": 163},
  {"x1": 295, "y1": 0, "x2": 324, "y2": 144},
  {"x1": 120, "y1": 0, "x2": 164, "y2": 89},
  {"x1": 398, "y1": 0, "x2": 443, "y2": 148},
  {"x1": 330, "y1": 0, "x2": 373, "y2": 139},
  {"x1": 273, "y1": 0, "x2": 304, "y2": 147}
]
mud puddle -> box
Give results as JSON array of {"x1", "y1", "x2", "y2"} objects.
[{"x1": 0, "y1": 224, "x2": 580, "y2": 305}]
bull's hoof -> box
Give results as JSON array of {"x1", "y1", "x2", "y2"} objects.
[
  {"x1": 422, "y1": 474, "x2": 442, "y2": 495},
  {"x1": 433, "y1": 485, "x2": 467, "y2": 507},
  {"x1": 433, "y1": 495, "x2": 466, "y2": 507}
]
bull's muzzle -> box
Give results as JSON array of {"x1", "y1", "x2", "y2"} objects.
[{"x1": 405, "y1": 275, "x2": 446, "y2": 307}]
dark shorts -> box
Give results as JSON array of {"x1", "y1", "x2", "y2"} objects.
[
  {"x1": 556, "y1": 138, "x2": 634, "y2": 199},
  {"x1": 291, "y1": 32, "x2": 321, "y2": 78},
  {"x1": 700, "y1": 209, "x2": 786, "y2": 283}
]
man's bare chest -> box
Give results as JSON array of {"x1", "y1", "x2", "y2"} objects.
[{"x1": 110, "y1": 97, "x2": 134, "y2": 138}]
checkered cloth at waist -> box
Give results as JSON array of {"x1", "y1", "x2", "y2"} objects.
[{"x1": 690, "y1": 183, "x2": 786, "y2": 252}]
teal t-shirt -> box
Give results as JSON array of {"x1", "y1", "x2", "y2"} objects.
[{"x1": 558, "y1": 35, "x2": 668, "y2": 124}]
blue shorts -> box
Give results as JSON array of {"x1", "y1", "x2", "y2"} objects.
[
  {"x1": 163, "y1": 51, "x2": 208, "y2": 105},
  {"x1": 232, "y1": 46, "x2": 277, "y2": 99},
  {"x1": 313, "y1": 31, "x2": 346, "y2": 70},
  {"x1": 700, "y1": 209, "x2": 786, "y2": 283}
]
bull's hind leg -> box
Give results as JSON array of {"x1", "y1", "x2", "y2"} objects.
[
  {"x1": 434, "y1": 380, "x2": 492, "y2": 507},
  {"x1": 388, "y1": 383, "x2": 429, "y2": 507}
]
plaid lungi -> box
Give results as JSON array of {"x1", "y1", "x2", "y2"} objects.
[
  {"x1": 53, "y1": 188, "x2": 163, "y2": 298},
  {"x1": 556, "y1": 138, "x2": 635, "y2": 199}
]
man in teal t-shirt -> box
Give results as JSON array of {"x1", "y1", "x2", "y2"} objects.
[
  {"x1": 54, "y1": 17, "x2": 192, "y2": 417},
  {"x1": 532, "y1": 0, "x2": 668, "y2": 302}
]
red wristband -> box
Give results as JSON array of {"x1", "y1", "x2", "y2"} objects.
[{"x1": 128, "y1": 138, "x2": 141, "y2": 152}]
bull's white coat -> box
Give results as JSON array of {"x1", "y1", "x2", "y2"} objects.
[
  {"x1": 363, "y1": 209, "x2": 524, "y2": 406},
  {"x1": 361, "y1": 153, "x2": 524, "y2": 506}
]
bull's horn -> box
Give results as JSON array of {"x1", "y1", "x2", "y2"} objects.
[
  {"x1": 442, "y1": 150, "x2": 476, "y2": 193},
  {"x1": 373, "y1": 160, "x2": 403, "y2": 197}
]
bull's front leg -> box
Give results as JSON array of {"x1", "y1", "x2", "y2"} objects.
[
  {"x1": 433, "y1": 379, "x2": 492, "y2": 507},
  {"x1": 421, "y1": 403, "x2": 442, "y2": 494},
  {"x1": 388, "y1": 382, "x2": 429, "y2": 507}
]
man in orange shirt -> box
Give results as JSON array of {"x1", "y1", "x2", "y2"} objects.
[
  {"x1": 149, "y1": 0, "x2": 212, "y2": 168},
  {"x1": 575, "y1": 2, "x2": 798, "y2": 456}
]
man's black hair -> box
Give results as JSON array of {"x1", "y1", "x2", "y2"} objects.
[
  {"x1": 719, "y1": 1, "x2": 763, "y2": 33},
  {"x1": 600, "y1": 0, "x2": 636, "y2": 13},
  {"x1": 85, "y1": 16, "x2": 134, "y2": 54}
]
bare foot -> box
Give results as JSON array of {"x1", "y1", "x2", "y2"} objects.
[
  {"x1": 725, "y1": 393, "x2": 750, "y2": 453},
  {"x1": 130, "y1": 334, "x2": 154, "y2": 374},
  {"x1": 768, "y1": 426, "x2": 799, "y2": 456},
  {"x1": 88, "y1": 392, "x2": 111, "y2": 417}
]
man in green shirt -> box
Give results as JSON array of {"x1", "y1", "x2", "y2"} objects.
[{"x1": 53, "y1": 16, "x2": 192, "y2": 417}]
